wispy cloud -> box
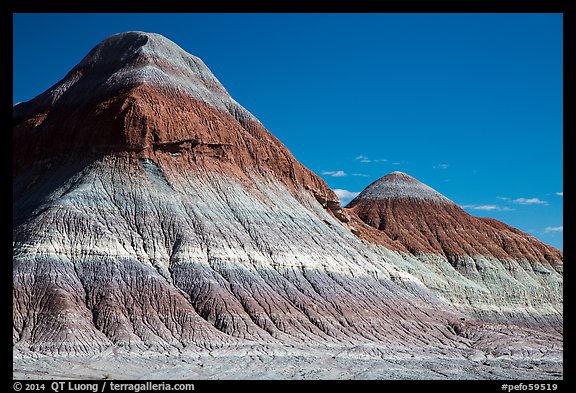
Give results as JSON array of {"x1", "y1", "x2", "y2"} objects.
[
  {"x1": 355, "y1": 155, "x2": 372, "y2": 163},
  {"x1": 545, "y1": 226, "x2": 563, "y2": 232},
  {"x1": 556, "y1": 192, "x2": 563, "y2": 197},
  {"x1": 461, "y1": 204, "x2": 499, "y2": 211},
  {"x1": 512, "y1": 197, "x2": 548, "y2": 205},
  {"x1": 352, "y1": 173, "x2": 370, "y2": 177},
  {"x1": 333, "y1": 189, "x2": 360, "y2": 201},
  {"x1": 321, "y1": 170, "x2": 347, "y2": 177},
  {"x1": 433, "y1": 163, "x2": 449, "y2": 170},
  {"x1": 355, "y1": 155, "x2": 387, "y2": 163},
  {"x1": 461, "y1": 204, "x2": 514, "y2": 211},
  {"x1": 391, "y1": 162, "x2": 401, "y2": 166},
  {"x1": 498, "y1": 195, "x2": 549, "y2": 207}
]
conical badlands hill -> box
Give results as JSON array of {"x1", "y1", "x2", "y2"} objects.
[
  {"x1": 345, "y1": 172, "x2": 563, "y2": 330},
  {"x1": 13, "y1": 32, "x2": 562, "y2": 378},
  {"x1": 14, "y1": 31, "x2": 366, "y2": 352}
]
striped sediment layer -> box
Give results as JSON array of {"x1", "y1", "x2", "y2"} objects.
[
  {"x1": 345, "y1": 172, "x2": 562, "y2": 330},
  {"x1": 13, "y1": 32, "x2": 562, "y2": 380}
]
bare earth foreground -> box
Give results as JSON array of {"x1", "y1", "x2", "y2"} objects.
[{"x1": 14, "y1": 344, "x2": 562, "y2": 380}]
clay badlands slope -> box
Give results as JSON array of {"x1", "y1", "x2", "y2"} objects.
[
  {"x1": 345, "y1": 172, "x2": 562, "y2": 331},
  {"x1": 13, "y1": 32, "x2": 562, "y2": 379}
]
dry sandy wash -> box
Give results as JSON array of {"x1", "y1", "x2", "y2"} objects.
[{"x1": 13, "y1": 32, "x2": 562, "y2": 380}]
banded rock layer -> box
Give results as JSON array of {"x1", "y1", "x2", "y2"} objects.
[
  {"x1": 13, "y1": 31, "x2": 562, "y2": 371},
  {"x1": 345, "y1": 172, "x2": 563, "y2": 331}
]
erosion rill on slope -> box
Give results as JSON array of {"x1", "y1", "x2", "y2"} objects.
[{"x1": 13, "y1": 32, "x2": 562, "y2": 379}]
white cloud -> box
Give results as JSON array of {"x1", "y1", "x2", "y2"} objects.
[
  {"x1": 355, "y1": 155, "x2": 372, "y2": 163},
  {"x1": 545, "y1": 226, "x2": 563, "y2": 232},
  {"x1": 333, "y1": 189, "x2": 360, "y2": 201},
  {"x1": 495, "y1": 195, "x2": 548, "y2": 207},
  {"x1": 391, "y1": 162, "x2": 401, "y2": 166},
  {"x1": 355, "y1": 155, "x2": 387, "y2": 163},
  {"x1": 556, "y1": 192, "x2": 563, "y2": 196},
  {"x1": 461, "y1": 204, "x2": 514, "y2": 212},
  {"x1": 321, "y1": 170, "x2": 347, "y2": 177},
  {"x1": 512, "y1": 197, "x2": 548, "y2": 205},
  {"x1": 433, "y1": 163, "x2": 449, "y2": 170},
  {"x1": 461, "y1": 204, "x2": 499, "y2": 211},
  {"x1": 474, "y1": 205, "x2": 499, "y2": 211},
  {"x1": 352, "y1": 173, "x2": 370, "y2": 177}
]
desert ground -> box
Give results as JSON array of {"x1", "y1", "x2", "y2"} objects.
[{"x1": 13, "y1": 343, "x2": 562, "y2": 380}]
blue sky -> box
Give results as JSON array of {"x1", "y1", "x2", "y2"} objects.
[{"x1": 13, "y1": 13, "x2": 563, "y2": 250}]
